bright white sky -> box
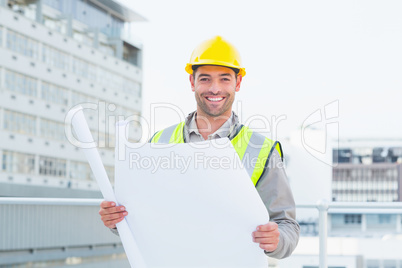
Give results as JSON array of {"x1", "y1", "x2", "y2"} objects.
[{"x1": 119, "y1": 0, "x2": 402, "y2": 142}]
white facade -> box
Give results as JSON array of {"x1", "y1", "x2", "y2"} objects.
[{"x1": 0, "y1": 1, "x2": 143, "y2": 197}]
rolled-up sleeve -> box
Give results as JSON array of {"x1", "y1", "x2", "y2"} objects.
[{"x1": 255, "y1": 149, "x2": 300, "y2": 259}]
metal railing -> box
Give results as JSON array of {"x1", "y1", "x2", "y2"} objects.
[
  {"x1": 1, "y1": 197, "x2": 402, "y2": 268},
  {"x1": 0, "y1": 197, "x2": 123, "y2": 266},
  {"x1": 0, "y1": 197, "x2": 103, "y2": 206},
  {"x1": 297, "y1": 201, "x2": 402, "y2": 268}
]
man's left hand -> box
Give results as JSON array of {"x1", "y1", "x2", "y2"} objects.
[{"x1": 252, "y1": 222, "x2": 280, "y2": 252}]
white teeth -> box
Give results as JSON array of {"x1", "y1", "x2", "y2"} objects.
[{"x1": 207, "y1": 97, "x2": 223, "y2": 102}]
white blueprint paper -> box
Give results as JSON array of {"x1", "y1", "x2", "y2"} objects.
[
  {"x1": 69, "y1": 106, "x2": 146, "y2": 268},
  {"x1": 115, "y1": 136, "x2": 269, "y2": 267}
]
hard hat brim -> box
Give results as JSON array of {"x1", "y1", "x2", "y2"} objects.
[{"x1": 185, "y1": 63, "x2": 246, "y2": 77}]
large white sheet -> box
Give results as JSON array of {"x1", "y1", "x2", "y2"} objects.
[
  {"x1": 115, "y1": 138, "x2": 269, "y2": 268},
  {"x1": 71, "y1": 109, "x2": 269, "y2": 267}
]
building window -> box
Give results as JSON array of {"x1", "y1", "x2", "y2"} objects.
[
  {"x1": 72, "y1": 57, "x2": 96, "y2": 81},
  {"x1": 43, "y1": 0, "x2": 61, "y2": 10},
  {"x1": 100, "y1": 43, "x2": 115, "y2": 56},
  {"x1": 40, "y1": 118, "x2": 66, "y2": 141},
  {"x1": 122, "y1": 78, "x2": 141, "y2": 98},
  {"x1": 42, "y1": 44, "x2": 70, "y2": 72},
  {"x1": 69, "y1": 161, "x2": 93, "y2": 181},
  {"x1": 3, "y1": 110, "x2": 36, "y2": 135},
  {"x1": 366, "y1": 260, "x2": 380, "y2": 268},
  {"x1": 5, "y1": 69, "x2": 37, "y2": 97},
  {"x1": 41, "y1": 81, "x2": 68, "y2": 106},
  {"x1": 39, "y1": 156, "x2": 66, "y2": 177},
  {"x1": 123, "y1": 44, "x2": 140, "y2": 67},
  {"x1": 71, "y1": 91, "x2": 98, "y2": 105},
  {"x1": 344, "y1": 214, "x2": 362, "y2": 224},
  {"x1": 43, "y1": 15, "x2": 68, "y2": 35},
  {"x1": 383, "y1": 260, "x2": 397, "y2": 268},
  {"x1": 72, "y1": 30, "x2": 93, "y2": 46},
  {"x1": 379, "y1": 214, "x2": 392, "y2": 224},
  {"x1": 98, "y1": 130, "x2": 115, "y2": 149},
  {"x1": 2, "y1": 151, "x2": 35, "y2": 174},
  {"x1": 98, "y1": 67, "x2": 115, "y2": 89},
  {"x1": 6, "y1": 29, "x2": 39, "y2": 59}
]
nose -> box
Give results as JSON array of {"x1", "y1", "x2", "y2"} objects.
[{"x1": 209, "y1": 80, "x2": 220, "y2": 94}]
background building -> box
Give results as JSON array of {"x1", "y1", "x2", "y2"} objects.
[
  {"x1": 333, "y1": 142, "x2": 402, "y2": 202},
  {"x1": 0, "y1": 0, "x2": 144, "y2": 266},
  {"x1": 279, "y1": 138, "x2": 402, "y2": 268},
  {"x1": 0, "y1": 0, "x2": 144, "y2": 197}
]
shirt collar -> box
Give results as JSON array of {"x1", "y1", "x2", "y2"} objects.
[{"x1": 184, "y1": 111, "x2": 239, "y2": 140}]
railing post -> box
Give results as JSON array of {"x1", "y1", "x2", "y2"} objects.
[{"x1": 316, "y1": 199, "x2": 329, "y2": 268}]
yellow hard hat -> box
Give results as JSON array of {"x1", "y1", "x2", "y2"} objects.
[{"x1": 185, "y1": 36, "x2": 246, "y2": 77}]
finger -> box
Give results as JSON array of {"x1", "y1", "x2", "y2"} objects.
[
  {"x1": 101, "y1": 211, "x2": 128, "y2": 222},
  {"x1": 252, "y1": 229, "x2": 280, "y2": 238},
  {"x1": 253, "y1": 237, "x2": 280, "y2": 244},
  {"x1": 100, "y1": 201, "x2": 116, "y2": 209},
  {"x1": 104, "y1": 216, "x2": 125, "y2": 229},
  {"x1": 259, "y1": 243, "x2": 278, "y2": 252},
  {"x1": 99, "y1": 205, "x2": 126, "y2": 215},
  {"x1": 256, "y1": 222, "x2": 278, "y2": 232}
]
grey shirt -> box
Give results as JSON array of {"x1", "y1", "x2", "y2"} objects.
[{"x1": 112, "y1": 111, "x2": 300, "y2": 259}]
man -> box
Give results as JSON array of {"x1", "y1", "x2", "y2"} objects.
[{"x1": 99, "y1": 36, "x2": 300, "y2": 259}]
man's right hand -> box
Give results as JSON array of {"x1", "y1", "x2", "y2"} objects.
[{"x1": 99, "y1": 201, "x2": 128, "y2": 229}]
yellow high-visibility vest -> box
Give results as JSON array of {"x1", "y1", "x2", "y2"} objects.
[{"x1": 150, "y1": 122, "x2": 283, "y2": 186}]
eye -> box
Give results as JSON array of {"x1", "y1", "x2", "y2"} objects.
[{"x1": 199, "y1": 78, "x2": 209, "y2": 82}]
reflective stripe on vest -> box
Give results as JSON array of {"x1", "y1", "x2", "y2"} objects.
[
  {"x1": 230, "y1": 126, "x2": 282, "y2": 185},
  {"x1": 150, "y1": 122, "x2": 185, "y2": 143},
  {"x1": 150, "y1": 122, "x2": 282, "y2": 186}
]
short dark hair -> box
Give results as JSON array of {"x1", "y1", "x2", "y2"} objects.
[{"x1": 192, "y1": 65, "x2": 240, "y2": 77}]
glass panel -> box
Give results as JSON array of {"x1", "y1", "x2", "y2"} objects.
[
  {"x1": 71, "y1": 91, "x2": 97, "y2": 105},
  {"x1": 3, "y1": 110, "x2": 36, "y2": 135},
  {"x1": 42, "y1": 44, "x2": 70, "y2": 72},
  {"x1": 5, "y1": 69, "x2": 37, "y2": 97},
  {"x1": 72, "y1": 57, "x2": 96, "y2": 81},
  {"x1": 122, "y1": 77, "x2": 141, "y2": 98},
  {"x1": 344, "y1": 214, "x2": 361, "y2": 225},
  {"x1": 2, "y1": 150, "x2": 35, "y2": 174},
  {"x1": 41, "y1": 81, "x2": 69, "y2": 105},
  {"x1": 43, "y1": 0, "x2": 61, "y2": 10},
  {"x1": 40, "y1": 118, "x2": 66, "y2": 141},
  {"x1": 39, "y1": 156, "x2": 66, "y2": 177},
  {"x1": 6, "y1": 29, "x2": 39, "y2": 59},
  {"x1": 99, "y1": 42, "x2": 115, "y2": 56}
]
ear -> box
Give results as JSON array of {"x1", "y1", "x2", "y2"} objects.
[
  {"x1": 235, "y1": 75, "x2": 242, "y2": 92},
  {"x1": 190, "y1": 74, "x2": 195, "y2": 92}
]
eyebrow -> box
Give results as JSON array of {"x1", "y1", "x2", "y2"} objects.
[{"x1": 197, "y1": 73, "x2": 233, "y2": 78}]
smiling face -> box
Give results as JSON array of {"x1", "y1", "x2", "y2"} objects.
[{"x1": 190, "y1": 65, "x2": 242, "y2": 120}]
